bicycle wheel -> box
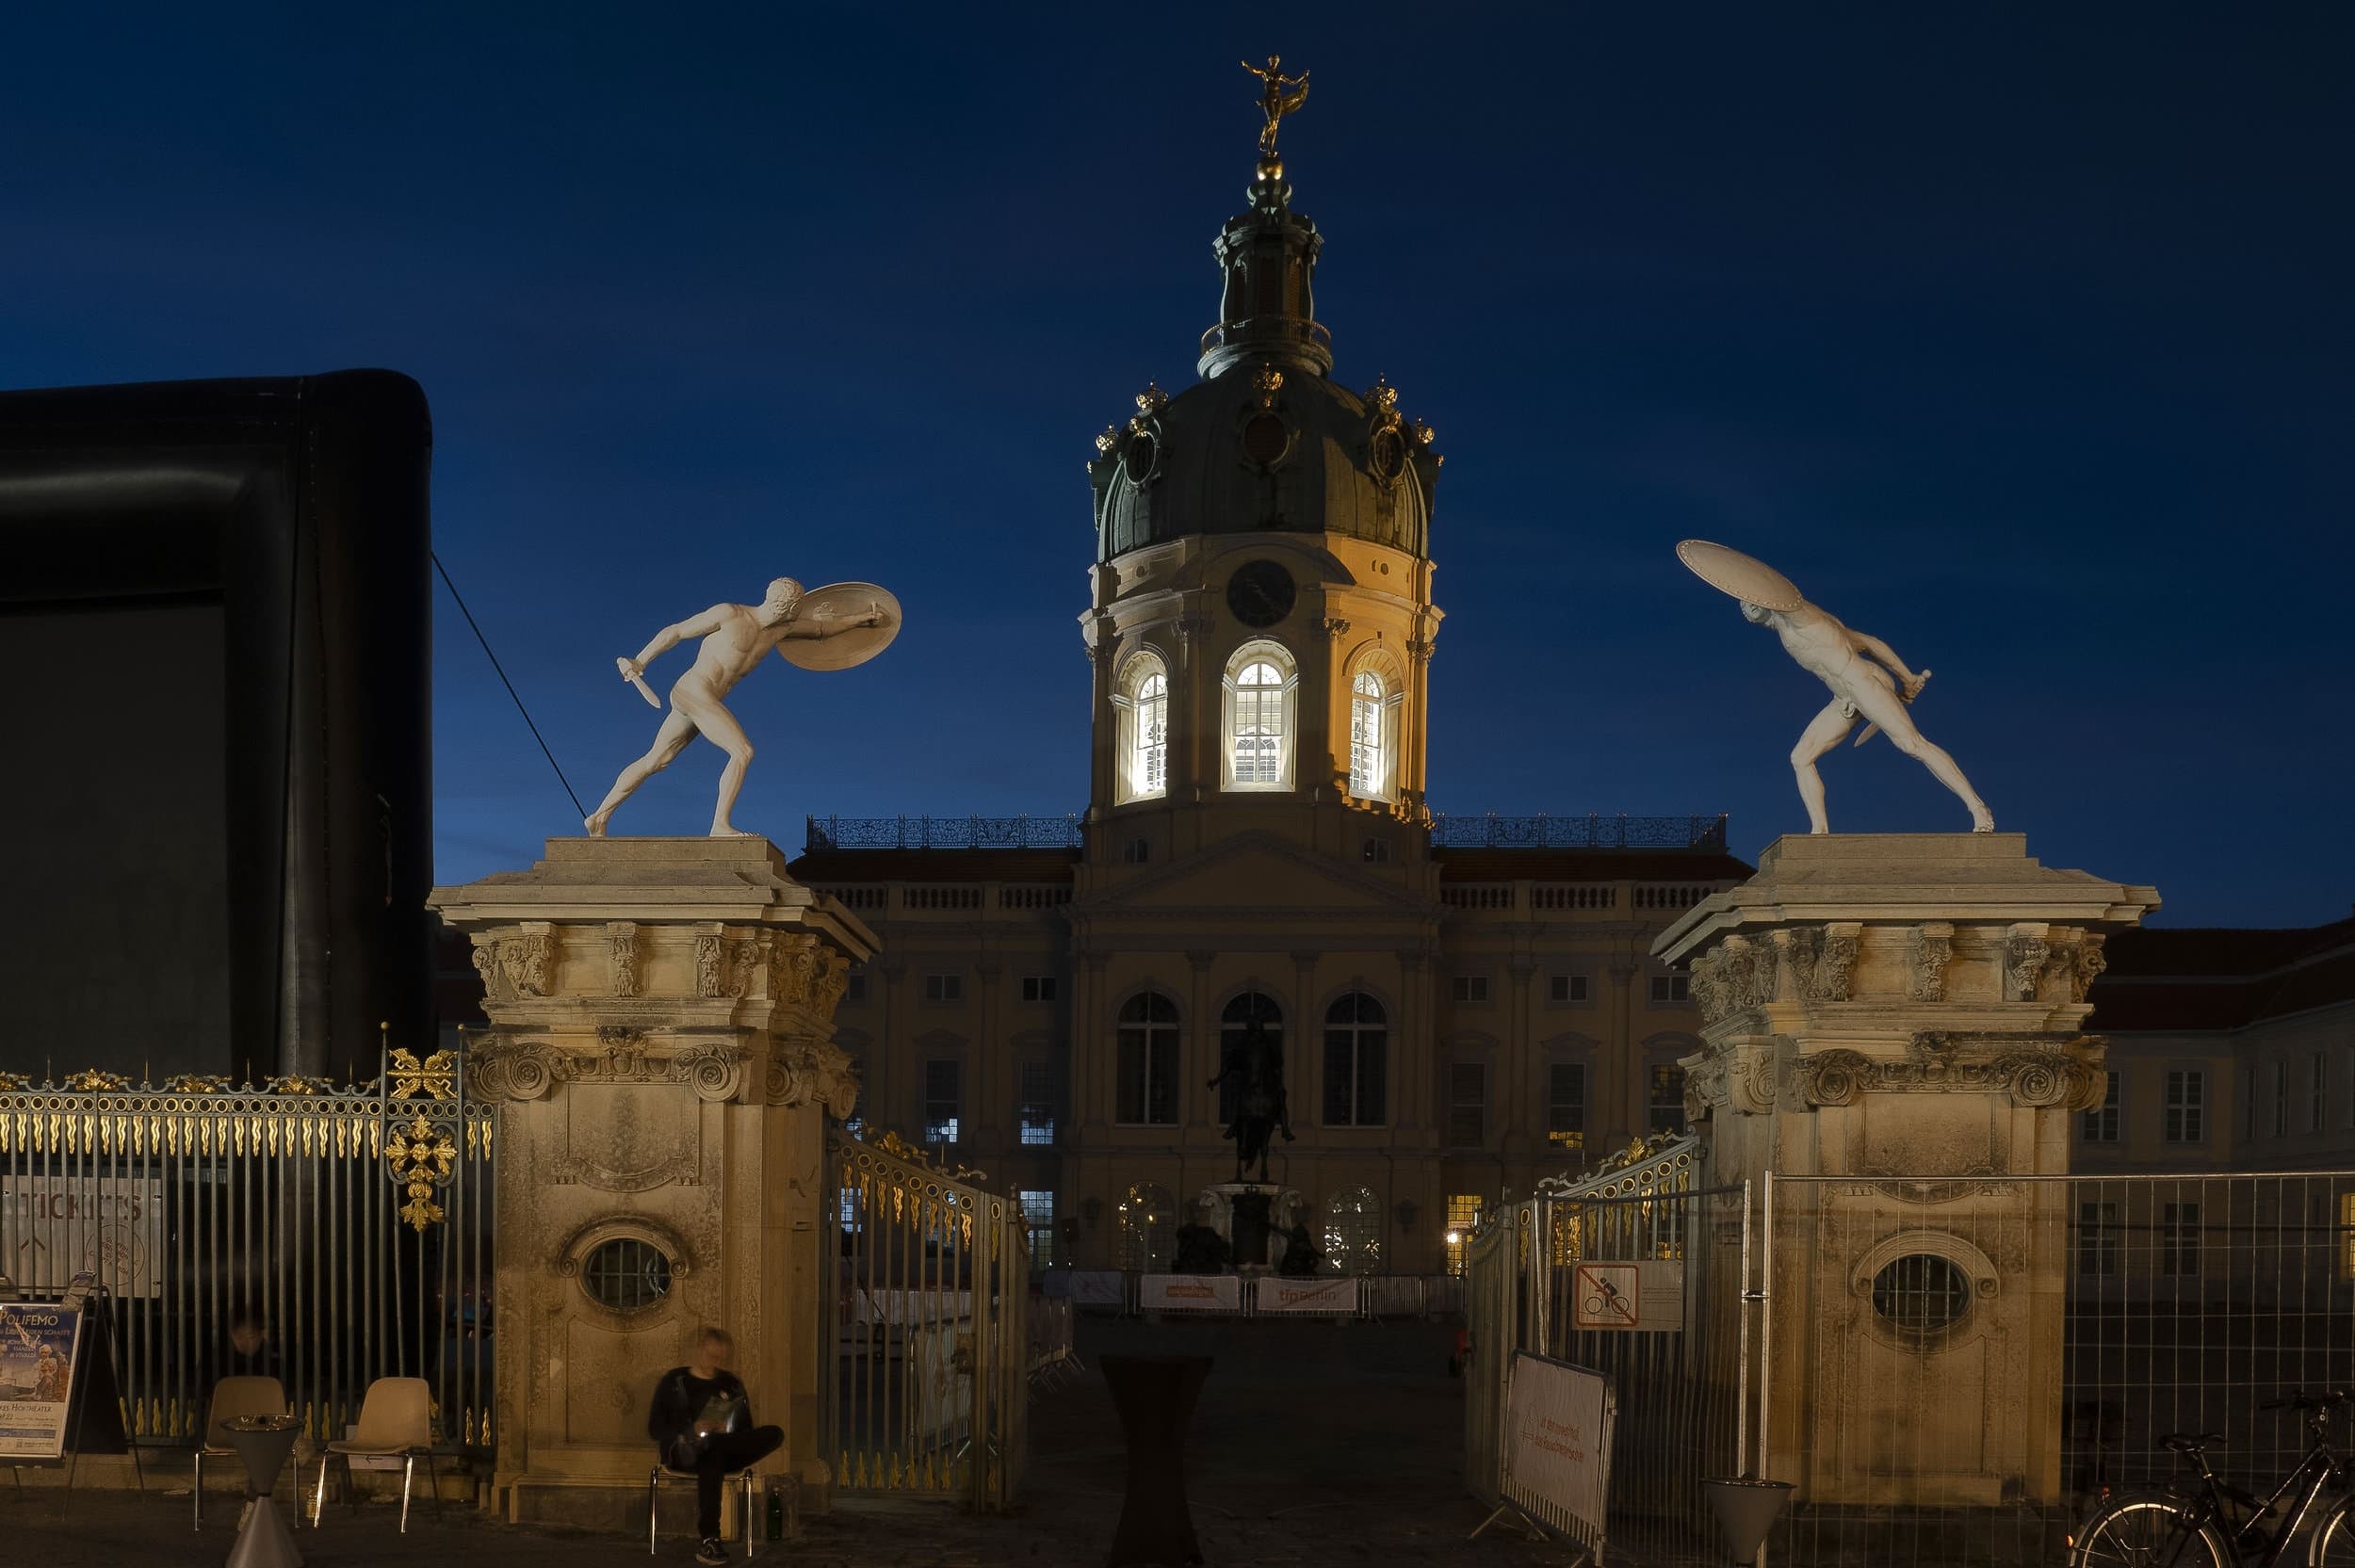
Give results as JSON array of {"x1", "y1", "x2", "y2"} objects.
[
  {"x1": 2071, "y1": 1493, "x2": 2229, "y2": 1568},
  {"x1": 2312, "y1": 1497, "x2": 2355, "y2": 1566}
]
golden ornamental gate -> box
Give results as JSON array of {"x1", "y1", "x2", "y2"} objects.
[{"x1": 822, "y1": 1127, "x2": 1028, "y2": 1511}]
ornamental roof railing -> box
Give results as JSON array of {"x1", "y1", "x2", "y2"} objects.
[
  {"x1": 805, "y1": 815, "x2": 1086, "y2": 852},
  {"x1": 1428, "y1": 813, "x2": 1729, "y2": 851}
]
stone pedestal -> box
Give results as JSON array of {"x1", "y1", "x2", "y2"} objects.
[
  {"x1": 429, "y1": 838, "x2": 876, "y2": 1526},
  {"x1": 1653, "y1": 833, "x2": 2156, "y2": 1512},
  {"x1": 1194, "y1": 1183, "x2": 1302, "y2": 1269}
]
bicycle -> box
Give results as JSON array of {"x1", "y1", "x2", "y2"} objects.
[{"x1": 2069, "y1": 1391, "x2": 2355, "y2": 1567}]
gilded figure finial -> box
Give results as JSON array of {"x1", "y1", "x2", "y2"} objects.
[{"x1": 1242, "y1": 56, "x2": 1309, "y2": 159}]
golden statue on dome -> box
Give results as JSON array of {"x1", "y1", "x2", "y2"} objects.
[{"x1": 1242, "y1": 56, "x2": 1308, "y2": 157}]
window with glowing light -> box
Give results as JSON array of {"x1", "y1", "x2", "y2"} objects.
[
  {"x1": 1444, "y1": 1193, "x2": 1482, "y2": 1276},
  {"x1": 1349, "y1": 670, "x2": 1386, "y2": 799},
  {"x1": 1222, "y1": 642, "x2": 1296, "y2": 791},
  {"x1": 1321, "y1": 1186, "x2": 1383, "y2": 1275},
  {"x1": 1115, "y1": 1182, "x2": 1175, "y2": 1271},
  {"x1": 1113, "y1": 652, "x2": 1169, "y2": 804}
]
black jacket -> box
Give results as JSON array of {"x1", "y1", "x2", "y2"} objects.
[{"x1": 647, "y1": 1366, "x2": 750, "y2": 1468}]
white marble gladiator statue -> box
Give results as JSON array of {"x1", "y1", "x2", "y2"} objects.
[
  {"x1": 587, "y1": 576, "x2": 901, "y2": 838},
  {"x1": 1677, "y1": 541, "x2": 1993, "y2": 834}
]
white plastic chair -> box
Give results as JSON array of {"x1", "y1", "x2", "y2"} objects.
[
  {"x1": 193, "y1": 1375, "x2": 290, "y2": 1530},
  {"x1": 311, "y1": 1376, "x2": 441, "y2": 1531}
]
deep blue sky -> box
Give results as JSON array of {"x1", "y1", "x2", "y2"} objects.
[{"x1": 6, "y1": 6, "x2": 2348, "y2": 927}]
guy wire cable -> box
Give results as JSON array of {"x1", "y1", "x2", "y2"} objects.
[{"x1": 431, "y1": 550, "x2": 587, "y2": 818}]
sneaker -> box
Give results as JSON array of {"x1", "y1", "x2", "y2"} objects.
[{"x1": 694, "y1": 1539, "x2": 726, "y2": 1566}]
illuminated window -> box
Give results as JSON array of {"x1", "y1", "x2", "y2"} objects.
[
  {"x1": 1321, "y1": 1186, "x2": 1383, "y2": 1275},
  {"x1": 1322, "y1": 993, "x2": 1388, "y2": 1126},
  {"x1": 921, "y1": 1059, "x2": 961, "y2": 1145},
  {"x1": 1019, "y1": 1190, "x2": 1056, "y2": 1267},
  {"x1": 1115, "y1": 1182, "x2": 1175, "y2": 1271},
  {"x1": 1349, "y1": 670, "x2": 1388, "y2": 800},
  {"x1": 1447, "y1": 1062, "x2": 1486, "y2": 1147},
  {"x1": 1018, "y1": 1060, "x2": 1059, "y2": 1146},
  {"x1": 1222, "y1": 642, "x2": 1296, "y2": 791},
  {"x1": 2165, "y1": 1071, "x2": 2204, "y2": 1143},
  {"x1": 1648, "y1": 1063, "x2": 1686, "y2": 1135},
  {"x1": 1116, "y1": 992, "x2": 1179, "y2": 1126},
  {"x1": 2082, "y1": 1073, "x2": 2120, "y2": 1143},
  {"x1": 1113, "y1": 652, "x2": 1170, "y2": 804},
  {"x1": 1444, "y1": 1193, "x2": 1482, "y2": 1276},
  {"x1": 1547, "y1": 1063, "x2": 1586, "y2": 1150}
]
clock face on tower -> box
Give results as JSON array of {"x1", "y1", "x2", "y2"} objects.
[{"x1": 1225, "y1": 559, "x2": 1296, "y2": 629}]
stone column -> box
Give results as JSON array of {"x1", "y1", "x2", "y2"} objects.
[
  {"x1": 1655, "y1": 833, "x2": 2155, "y2": 1517},
  {"x1": 430, "y1": 837, "x2": 877, "y2": 1525}
]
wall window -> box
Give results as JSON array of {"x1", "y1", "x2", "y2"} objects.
[
  {"x1": 1018, "y1": 1060, "x2": 1059, "y2": 1146},
  {"x1": 1021, "y1": 976, "x2": 1057, "y2": 1003},
  {"x1": 1648, "y1": 1063, "x2": 1686, "y2": 1135},
  {"x1": 2273, "y1": 1061, "x2": 2287, "y2": 1139},
  {"x1": 1549, "y1": 974, "x2": 1590, "y2": 1004},
  {"x1": 1444, "y1": 1194, "x2": 1482, "y2": 1276},
  {"x1": 1222, "y1": 641, "x2": 1297, "y2": 791},
  {"x1": 1113, "y1": 652, "x2": 1169, "y2": 803},
  {"x1": 1321, "y1": 1186, "x2": 1384, "y2": 1276},
  {"x1": 2314, "y1": 1055, "x2": 2330, "y2": 1134},
  {"x1": 921, "y1": 1059, "x2": 961, "y2": 1145},
  {"x1": 845, "y1": 969, "x2": 868, "y2": 1004},
  {"x1": 2162, "y1": 1202, "x2": 2201, "y2": 1277},
  {"x1": 1322, "y1": 992, "x2": 1388, "y2": 1126},
  {"x1": 924, "y1": 973, "x2": 963, "y2": 1004},
  {"x1": 1115, "y1": 1183, "x2": 1175, "y2": 1271},
  {"x1": 1019, "y1": 1189, "x2": 1056, "y2": 1267},
  {"x1": 1447, "y1": 1062, "x2": 1487, "y2": 1147},
  {"x1": 2077, "y1": 1202, "x2": 2120, "y2": 1277},
  {"x1": 2082, "y1": 1072, "x2": 2121, "y2": 1143},
  {"x1": 1217, "y1": 991, "x2": 1285, "y2": 1127},
  {"x1": 1348, "y1": 670, "x2": 1389, "y2": 800},
  {"x1": 1649, "y1": 974, "x2": 1691, "y2": 1005},
  {"x1": 1115, "y1": 992, "x2": 1180, "y2": 1126},
  {"x1": 1451, "y1": 975, "x2": 1490, "y2": 1004},
  {"x1": 2246, "y1": 1065, "x2": 2258, "y2": 1142},
  {"x1": 2165, "y1": 1070, "x2": 2205, "y2": 1144},
  {"x1": 1547, "y1": 1063, "x2": 1586, "y2": 1150}
]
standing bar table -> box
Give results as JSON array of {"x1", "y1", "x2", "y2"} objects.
[
  {"x1": 1098, "y1": 1354, "x2": 1211, "y2": 1568},
  {"x1": 221, "y1": 1414, "x2": 304, "y2": 1568}
]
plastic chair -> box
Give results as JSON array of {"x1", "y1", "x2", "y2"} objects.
[
  {"x1": 311, "y1": 1376, "x2": 442, "y2": 1532},
  {"x1": 647, "y1": 1461, "x2": 758, "y2": 1558},
  {"x1": 193, "y1": 1375, "x2": 290, "y2": 1530}
]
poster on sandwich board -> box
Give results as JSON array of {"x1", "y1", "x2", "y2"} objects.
[{"x1": 0, "y1": 1303, "x2": 85, "y2": 1460}]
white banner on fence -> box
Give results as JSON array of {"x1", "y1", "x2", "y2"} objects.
[
  {"x1": 0, "y1": 1178, "x2": 167, "y2": 1300},
  {"x1": 1140, "y1": 1274, "x2": 1242, "y2": 1313},
  {"x1": 1502, "y1": 1351, "x2": 1616, "y2": 1549},
  {"x1": 1256, "y1": 1277, "x2": 1360, "y2": 1315},
  {"x1": 1568, "y1": 1260, "x2": 1683, "y2": 1333}
]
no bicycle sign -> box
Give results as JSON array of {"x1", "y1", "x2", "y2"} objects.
[{"x1": 1569, "y1": 1261, "x2": 1683, "y2": 1333}]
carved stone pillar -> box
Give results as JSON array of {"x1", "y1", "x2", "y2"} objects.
[
  {"x1": 431, "y1": 837, "x2": 877, "y2": 1526},
  {"x1": 1655, "y1": 832, "x2": 2156, "y2": 1521}
]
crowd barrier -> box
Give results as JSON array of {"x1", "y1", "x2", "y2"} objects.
[{"x1": 1036, "y1": 1269, "x2": 1466, "y2": 1320}]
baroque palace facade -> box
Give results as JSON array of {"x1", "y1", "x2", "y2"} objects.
[{"x1": 782, "y1": 144, "x2": 1749, "y2": 1278}]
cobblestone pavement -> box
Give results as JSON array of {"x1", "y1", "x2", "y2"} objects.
[{"x1": 3, "y1": 1319, "x2": 1581, "y2": 1566}]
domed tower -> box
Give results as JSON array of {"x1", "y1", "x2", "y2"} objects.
[{"x1": 1080, "y1": 142, "x2": 1444, "y2": 864}]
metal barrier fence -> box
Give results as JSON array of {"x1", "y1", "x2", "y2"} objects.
[
  {"x1": 1038, "y1": 1269, "x2": 1466, "y2": 1320},
  {"x1": 823, "y1": 1129, "x2": 1029, "y2": 1510},
  {"x1": 1465, "y1": 1136, "x2": 1746, "y2": 1565},
  {"x1": 1761, "y1": 1170, "x2": 2355, "y2": 1567},
  {"x1": 0, "y1": 1049, "x2": 491, "y2": 1453}
]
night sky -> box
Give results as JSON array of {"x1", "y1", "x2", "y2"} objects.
[{"x1": 6, "y1": 7, "x2": 2348, "y2": 927}]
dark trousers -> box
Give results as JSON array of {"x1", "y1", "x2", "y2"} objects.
[{"x1": 695, "y1": 1426, "x2": 784, "y2": 1538}]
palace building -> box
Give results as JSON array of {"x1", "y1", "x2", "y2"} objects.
[{"x1": 780, "y1": 142, "x2": 1748, "y2": 1277}]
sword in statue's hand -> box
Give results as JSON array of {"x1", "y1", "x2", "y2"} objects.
[
  {"x1": 1855, "y1": 669, "x2": 1931, "y2": 747},
  {"x1": 615, "y1": 655, "x2": 660, "y2": 709}
]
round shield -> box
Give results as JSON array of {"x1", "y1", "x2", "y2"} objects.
[
  {"x1": 1675, "y1": 540, "x2": 1804, "y2": 611},
  {"x1": 777, "y1": 582, "x2": 902, "y2": 671}
]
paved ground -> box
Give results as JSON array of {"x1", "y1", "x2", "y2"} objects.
[{"x1": 3, "y1": 1318, "x2": 1582, "y2": 1567}]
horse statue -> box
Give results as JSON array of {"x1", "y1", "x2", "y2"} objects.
[{"x1": 1208, "y1": 1018, "x2": 1295, "y2": 1182}]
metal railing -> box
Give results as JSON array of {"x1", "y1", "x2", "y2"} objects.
[
  {"x1": 1430, "y1": 813, "x2": 1730, "y2": 851},
  {"x1": 1036, "y1": 1269, "x2": 1467, "y2": 1319},
  {"x1": 0, "y1": 1049, "x2": 492, "y2": 1454},
  {"x1": 805, "y1": 815, "x2": 1085, "y2": 851},
  {"x1": 1199, "y1": 315, "x2": 1334, "y2": 358}
]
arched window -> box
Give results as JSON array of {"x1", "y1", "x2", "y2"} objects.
[
  {"x1": 1321, "y1": 1186, "x2": 1384, "y2": 1276},
  {"x1": 1115, "y1": 992, "x2": 1180, "y2": 1125},
  {"x1": 1349, "y1": 670, "x2": 1387, "y2": 800},
  {"x1": 1113, "y1": 652, "x2": 1169, "y2": 804},
  {"x1": 1115, "y1": 1182, "x2": 1176, "y2": 1271},
  {"x1": 1323, "y1": 993, "x2": 1389, "y2": 1126},
  {"x1": 1222, "y1": 642, "x2": 1297, "y2": 792},
  {"x1": 1217, "y1": 991, "x2": 1285, "y2": 1127}
]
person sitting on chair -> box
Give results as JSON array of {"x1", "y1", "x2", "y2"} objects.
[{"x1": 647, "y1": 1325, "x2": 784, "y2": 1565}]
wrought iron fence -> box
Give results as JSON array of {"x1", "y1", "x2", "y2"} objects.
[
  {"x1": 0, "y1": 1048, "x2": 491, "y2": 1454},
  {"x1": 1430, "y1": 813, "x2": 1730, "y2": 851},
  {"x1": 804, "y1": 815, "x2": 1085, "y2": 851}
]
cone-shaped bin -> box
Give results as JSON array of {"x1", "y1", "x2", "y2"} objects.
[{"x1": 1702, "y1": 1477, "x2": 1794, "y2": 1562}]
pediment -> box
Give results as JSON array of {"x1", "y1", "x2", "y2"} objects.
[{"x1": 1073, "y1": 830, "x2": 1437, "y2": 920}]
